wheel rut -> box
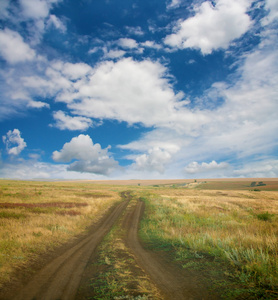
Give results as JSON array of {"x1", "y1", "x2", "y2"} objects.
[
  {"x1": 123, "y1": 200, "x2": 215, "y2": 300},
  {"x1": 11, "y1": 200, "x2": 129, "y2": 300}
]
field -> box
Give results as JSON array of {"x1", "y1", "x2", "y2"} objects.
[{"x1": 0, "y1": 179, "x2": 278, "y2": 299}]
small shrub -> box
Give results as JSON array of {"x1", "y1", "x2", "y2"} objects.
[{"x1": 256, "y1": 211, "x2": 273, "y2": 221}]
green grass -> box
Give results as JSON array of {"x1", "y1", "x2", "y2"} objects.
[
  {"x1": 139, "y1": 190, "x2": 278, "y2": 299},
  {"x1": 85, "y1": 221, "x2": 161, "y2": 300}
]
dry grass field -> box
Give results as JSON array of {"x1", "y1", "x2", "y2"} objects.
[
  {"x1": 0, "y1": 180, "x2": 121, "y2": 289},
  {"x1": 0, "y1": 179, "x2": 277, "y2": 299},
  {"x1": 140, "y1": 183, "x2": 278, "y2": 298}
]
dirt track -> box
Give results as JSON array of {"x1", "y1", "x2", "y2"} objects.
[
  {"x1": 11, "y1": 199, "x2": 129, "y2": 300},
  {"x1": 6, "y1": 192, "x2": 215, "y2": 300},
  {"x1": 123, "y1": 200, "x2": 213, "y2": 300}
]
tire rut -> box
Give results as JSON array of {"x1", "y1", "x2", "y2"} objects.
[
  {"x1": 12, "y1": 200, "x2": 129, "y2": 300},
  {"x1": 123, "y1": 200, "x2": 214, "y2": 300}
]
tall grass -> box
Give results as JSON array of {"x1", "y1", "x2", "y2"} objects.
[
  {"x1": 140, "y1": 188, "x2": 278, "y2": 296},
  {"x1": 0, "y1": 180, "x2": 121, "y2": 289}
]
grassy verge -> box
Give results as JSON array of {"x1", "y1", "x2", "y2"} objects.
[
  {"x1": 0, "y1": 180, "x2": 121, "y2": 289},
  {"x1": 139, "y1": 188, "x2": 278, "y2": 299},
  {"x1": 80, "y1": 199, "x2": 162, "y2": 300}
]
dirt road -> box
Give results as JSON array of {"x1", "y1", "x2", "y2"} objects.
[
  {"x1": 11, "y1": 200, "x2": 129, "y2": 300},
  {"x1": 4, "y1": 192, "x2": 216, "y2": 300},
  {"x1": 123, "y1": 200, "x2": 214, "y2": 300}
]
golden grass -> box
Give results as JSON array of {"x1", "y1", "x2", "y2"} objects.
[
  {"x1": 0, "y1": 180, "x2": 121, "y2": 288},
  {"x1": 141, "y1": 187, "x2": 278, "y2": 290}
]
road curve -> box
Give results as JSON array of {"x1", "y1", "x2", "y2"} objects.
[
  {"x1": 123, "y1": 200, "x2": 212, "y2": 300},
  {"x1": 12, "y1": 200, "x2": 129, "y2": 300}
]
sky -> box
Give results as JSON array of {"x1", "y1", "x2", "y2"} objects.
[{"x1": 0, "y1": 0, "x2": 277, "y2": 180}]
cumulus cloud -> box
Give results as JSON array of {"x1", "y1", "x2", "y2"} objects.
[
  {"x1": 184, "y1": 160, "x2": 230, "y2": 174},
  {"x1": 0, "y1": 28, "x2": 36, "y2": 63},
  {"x1": 22, "y1": 57, "x2": 206, "y2": 131},
  {"x1": 117, "y1": 38, "x2": 138, "y2": 49},
  {"x1": 2, "y1": 129, "x2": 27, "y2": 156},
  {"x1": 52, "y1": 134, "x2": 118, "y2": 175},
  {"x1": 133, "y1": 147, "x2": 178, "y2": 173},
  {"x1": 119, "y1": 29, "x2": 278, "y2": 177},
  {"x1": 164, "y1": 0, "x2": 252, "y2": 54},
  {"x1": 52, "y1": 111, "x2": 92, "y2": 131}
]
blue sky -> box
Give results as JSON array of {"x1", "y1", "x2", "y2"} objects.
[{"x1": 0, "y1": 0, "x2": 277, "y2": 180}]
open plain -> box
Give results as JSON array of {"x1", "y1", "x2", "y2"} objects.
[{"x1": 0, "y1": 179, "x2": 277, "y2": 299}]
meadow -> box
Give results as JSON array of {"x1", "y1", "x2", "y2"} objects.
[
  {"x1": 0, "y1": 180, "x2": 121, "y2": 289},
  {"x1": 0, "y1": 179, "x2": 277, "y2": 299},
  {"x1": 140, "y1": 183, "x2": 278, "y2": 298}
]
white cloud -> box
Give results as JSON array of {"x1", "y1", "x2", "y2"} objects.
[
  {"x1": 141, "y1": 40, "x2": 162, "y2": 50},
  {"x1": 55, "y1": 61, "x2": 92, "y2": 80},
  {"x1": 19, "y1": 0, "x2": 50, "y2": 19},
  {"x1": 104, "y1": 49, "x2": 126, "y2": 59},
  {"x1": 52, "y1": 134, "x2": 118, "y2": 175},
  {"x1": 0, "y1": 28, "x2": 36, "y2": 63},
  {"x1": 184, "y1": 160, "x2": 230, "y2": 174},
  {"x1": 52, "y1": 110, "x2": 92, "y2": 131},
  {"x1": 125, "y1": 26, "x2": 144, "y2": 36},
  {"x1": 133, "y1": 146, "x2": 178, "y2": 173},
  {"x1": 164, "y1": 0, "x2": 252, "y2": 54},
  {"x1": 2, "y1": 129, "x2": 27, "y2": 156},
  {"x1": 167, "y1": 0, "x2": 182, "y2": 9},
  {"x1": 27, "y1": 100, "x2": 50, "y2": 108},
  {"x1": 117, "y1": 38, "x2": 138, "y2": 49},
  {"x1": 47, "y1": 14, "x2": 66, "y2": 32},
  {"x1": 233, "y1": 159, "x2": 278, "y2": 178},
  {"x1": 119, "y1": 29, "x2": 278, "y2": 177},
  {"x1": 261, "y1": 0, "x2": 278, "y2": 25},
  {"x1": 29, "y1": 57, "x2": 202, "y2": 129}
]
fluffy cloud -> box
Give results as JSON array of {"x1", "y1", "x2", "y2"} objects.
[
  {"x1": 19, "y1": 0, "x2": 52, "y2": 19},
  {"x1": 52, "y1": 111, "x2": 92, "y2": 131},
  {"x1": 52, "y1": 134, "x2": 118, "y2": 175},
  {"x1": 184, "y1": 160, "x2": 230, "y2": 174},
  {"x1": 0, "y1": 0, "x2": 65, "y2": 44},
  {"x1": 22, "y1": 57, "x2": 206, "y2": 131},
  {"x1": 120, "y1": 29, "x2": 278, "y2": 177},
  {"x1": 164, "y1": 0, "x2": 252, "y2": 54},
  {"x1": 0, "y1": 28, "x2": 36, "y2": 63},
  {"x1": 2, "y1": 129, "x2": 27, "y2": 156},
  {"x1": 133, "y1": 146, "x2": 178, "y2": 173},
  {"x1": 117, "y1": 38, "x2": 138, "y2": 49}
]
